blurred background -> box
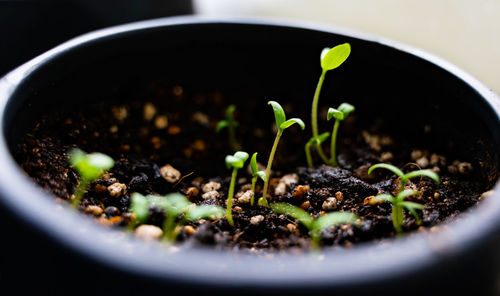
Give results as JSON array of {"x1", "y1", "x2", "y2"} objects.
[{"x1": 1, "y1": 0, "x2": 498, "y2": 94}]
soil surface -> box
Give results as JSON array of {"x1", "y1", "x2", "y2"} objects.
[{"x1": 15, "y1": 83, "x2": 497, "y2": 252}]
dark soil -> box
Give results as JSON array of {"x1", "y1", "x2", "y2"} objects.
[{"x1": 15, "y1": 83, "x2": 497, "y2": 252}]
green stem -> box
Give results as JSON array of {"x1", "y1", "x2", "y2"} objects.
[
  {"x1": 226, "y1": 168, "x2": 237, "y2": 226},
  {"x1": 250, "y1": 176, "x2": 257, "y2": 206},
  {"x1": 392, "y1": 204, "x2": 403, "y2": 234},
  {"x1": 72, "y1": 178, "x2": 89, "y2": 208},
  {"x1": 305, "y1": 142, "x2": 313, "y2": 168},
  {"x1": 310, "y1": 228, "x2": 321, "y2": 250},
  {"x1": 163, "y1": 211, "x2": 177, "y2": 241},
  {"x1": 399, "y1": 177, "x2": 407, "y2": 194},
  {"x1": 311, "y1": 70, "x2": 327, "y2": 138},
  {"x1": 228, "y1": 117, "x2": 239, "y2": 152},
  {"x1": 262, "y1": 130, "x2": 282, "y2": 204},
  {"x1": 328, "y1": 119, "x2": 340, "y2": 166}
]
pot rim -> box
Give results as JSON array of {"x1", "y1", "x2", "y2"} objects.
[{"x1": 0, "y1": 16, "x2": 499, "y2": 290}]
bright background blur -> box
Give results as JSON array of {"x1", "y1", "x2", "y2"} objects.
[{"x1": 194, "y1": 0, "x2": 500, "y2": 94}]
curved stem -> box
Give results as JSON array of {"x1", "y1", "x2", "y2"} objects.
[
  {"x1": 228, "y1": 117, "x2": 239, "y2": 151},
  {"x1": 262, "y1": 130, "x2": 282, "y2": 204},
  {"x1": 226, "y1": 168, "x2": 238, "y2": 226},
  {"x1": 250, "y1": 176, "x2": 257, "y2": 206},
  {"x1": 328, "y1": 119, "x2": 340, "y2": 166},
  {"x1": 392, "y1": 204, "x2": 404, "y2": 234},
  {"x1": 72, "y1": 178, "x2": 89, "y2": 208},
  {"x1": 315, "y1": 143, "x2": 330, "y2": 164},
  {"x1": 311, "y1": 70, "x2": 327, "y2": 138},
  {"x1": 305, "y1": 142, "x2": 313, "y2": 168}
]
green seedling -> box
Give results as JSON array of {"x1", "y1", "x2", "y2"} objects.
[
  {"x1": 305, "y1": 132, "x2": 330, "y2": 168},
  {"x1": 249, "y1": 152, "x2": 267, "y2": 206},
  {"x1": 225, "y1": 151, "x2": 249, "y2": 226},
  {"x1": 310, "y1": 43, "x2": 351, "y2": 164},
  {"x1": 271, "y1": 203, "x2": 359, "y2": 249},
  {"x1": 368, "y1": 189, "x2": 424, "y2": 234},
  {"x1": 216, "y1": 104, "x2": 240, "y2": 151},
  {"x1": 327, "y1": 102, "x2": 355, "y2": 166},
  {"x1": 130, "y1": 192, "x2": 224, "y2": 241},
  {"x1": 260, "y1": 101, "x2": 305, "y2": 206},
  {"x1": 368, "y1": 163, "x2": 440, "y2": 193},
  {"x1": 68, "y1": 149, "x2": 114, "y2": 207}
]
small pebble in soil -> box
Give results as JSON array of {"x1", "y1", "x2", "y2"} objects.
[
  {"x1": 104, "y1": 206, "x2": 120, "y2": 217},
  {"x1": 292, "y1": 185, "x2": 310, "y2": 200},
  {"x1": 411, "y1": 149, "x2": 424, "y2": 161},
  {"x1": 135, "y1": 225, "x2": 163, "y2": 241},
  {"x1": 111, "y1": 106, "x2": 128, "y2": 122},
  {"x1": 154, "y1": 115, "x2": 168, "y2": 129},
  {"x1": 250, "y1": 215, "x2": 265, "y2": 225},
  {"x1": 107, "y1": 182, "x2": 127, "y2": 197},
  {"x1": 416, "y1": 156, "x2": 429, "y2": 168},
  {"x1": 430, "y1": 153, "x2": 447, "y2": 167},
  {"x1": 167, "y1": 125, "x2": 181, "y2": 135},
  {"x1": 335, "y1": 191, "x2": 344, "y2": 201},
  {"x1": 94, "y1": 184, "x2": 107, "y2": 195},
  {"x1": 233, "y1": 206, "x2": 243, "y2": 213},
  {"x1": 480, "y1": 190, "x2": 494, "y2": 200},
  {"x1": 380, "y1": 151, "x2": 393, "y2": 162},
  {"x1": 192, "y1": 111, "x2": 210, "y2": 127},
  {"x1": 202, "y1": 190, "x2": 219, "y2": 200},
  {"x1": 186, "y1": 187, "x2": 199, "y2": 199},
  {"x1": 184, "y1": 225, "x2": 196, "y2": 235},
  {"x1": 322, "y1": 197, "x2": 338, "y2": 210},
  {"x1": 202, "y1": 181, "x2": 221, "y2": 193},
  {"x1": 300, "y1": 201, "x2": 311, "y2": 210},
  {"x1": 363, "y1": 195, "x2": 381, "y2": 205},
  {"x1": 160, "y1": 164, "x2": 181, "y2": 183},
  {"x1": 84, "y1": 205, "x2": 103, "y2": 216},
  {"x1": 237, "y1": 190, "x2": 253, "y2": 204},
  {"x1": 458, "y1": 162, "x2": 473, "y2": 174},
  {"x1": 143, "y1": 102, "x2": 157, "y2": 121},
  {"x1": 286, "y1": 223, "x2": 297, "y2": 233}
]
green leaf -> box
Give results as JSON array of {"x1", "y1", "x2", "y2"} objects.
[
  {"x1": 215, "y1": 120, "x2": 228, "y2": 132},
  {"x1": 320, "y1": 43, "x2": 351, "y2": 71},
  {"x1": 163, "y1": 193, "x2": 192, "y2": 215},
  {"x1": 225, "y1": 104, "x2": 236, "y2": 119},
  {"x1": 396, "y1": 189, "x2": 420, "y2": 202},
  {"x1": 225, "y1": 151, "x2": 249, "y2": 169},
  {"x1": 320, "y1": 47, "x2": 331, "y2": 61},
  {"x1": 279, "y1": 118, "x2": 305, "y2": 131},
  {"x1": 68, "y1": 149, "x2": 114, "y2": 181},
  {"x1": 270, "y1": 203, "x2": 314, "y2": 229},
  {"x1": 268, "y1": 101, "x2": 286, "y2": 127},
  {"x1": 368, "y1": 163, "x2": 405, "y2": 179},
  {"x1": 338, "y1": 103, "x2": 355, "y2": 117},
  {"x1": 403, "y1": 169, "x2": 440, "y2": 185},
  {"x1": 371, "y1": 193, "x2": 395, "y2": 204},
  {"x1": 186, "y1": 205, "x2": 225, "y2": 221},
  {"x1": 308, "y1": 132, "x2": 330, "y2": 145},
  {"x1": 314, "y1": 211, "x2": 359, "y2": 231},
  {"x1": 400, "y1": 201, "x2": 425, "y2": 211},
  {"x1": 327, "y1": 108, "x2": 344, "y2": 121},
  {"x1": 250, "y1": 152, "x2": 259, "y2": 175},
  {"x1": 130, "y1": 193, "x2": 149, "y2": 224},
  {"x1": 256, "y1": 171, "x2": 267, "y2": 182}
]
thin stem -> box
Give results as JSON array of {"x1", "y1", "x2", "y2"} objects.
[
  {"x1": 392, "y1": 204, "x2": 403, "y2": 234},
  {"x1": 250, "y1": 176, "x2": 257, "y2": 206},
  {"x1": 311, "y1": 70, "x2": 327, "y2": 138},
  {"x1": 310, "y1": 228, "x2": 321, "y2": 250},
  {"x1": 262, "y1": 130, "x2": 282, "y2": 204},
  {"x1": 305, "y1": 142, "x2": 313, "y2": 168},
  {"x1": 315, "y1": 142, "x2": 329, "y2": 164},
  {"x1": 228, "y1": 116, "x2": 239, "y2": 151},
  {"x1": 72, "y1": 178, "x2": 89, "y2": 208},
  {"x1": 328, "y1": 119, "x2": 340, "y2": 166},
  {"x1": 226, "y1": 168, "x2": 238, "y2": 226},
  {"x1": 399, "y1": 177, "x2": 407, "y2": 194},
  {"x1": 163, "y1": 211, "x2": 177, "y2": 241}
]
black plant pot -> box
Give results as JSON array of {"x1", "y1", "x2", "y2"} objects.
[{"x1": 0, "y1": 17, "x2": 499, "y2": 295}]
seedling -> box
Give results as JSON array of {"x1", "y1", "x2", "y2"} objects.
[
  {"x1": 271, "y1": 203, "x2": 359, "y2": 249},
  {"x1": 130, "y1": 192, "x2": 224, "y2": 241},
  {"x1": 260, "y1": 101, "x2": 305, "y2": 206},
  {"x1": 249, "y1": 152, "x2": 267, "y2": 206},
  {"x1": 310, "y1": 43, "x2": 351, "y2": 165},
  {"x1": 225, "y1": 151, "x2": 249, "y2": 226},
  {"x1": 368, "y1": 163, "x2": 440, "y2": 193},
  {"x1": 368, "y1": 189, "x2": 424, "y2": 234},
  {"x1": 68, "y1": 149, "x2": 114, "y2": 207},
  {"x1": 327, "y1": 102, "x2": 355, "y2": 166},
  {"x1": 216, "y1": 104, "x2": 240, "y2": 151},
  {"x1": 305, "y1": 132, "x2": 330, "y2": 168}
]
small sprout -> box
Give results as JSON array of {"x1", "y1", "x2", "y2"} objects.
[
  {"x1": 249, "y1": 152, "x2": 266, "y2": 206},
  {"x1": 368, "y1": 163, "x2": 440, "y2": 193},
  {"x1": 261, "y1": 101, "x2": 305, "y2": 205},
  {"x1": 370, "y1": 189, "x2": 424, "y2": 234},
  {"x1": 68, "y1": 149, "x2": 114, "y2": 207},
  {"x1": 305, "y1": 132, "x2": 330, "y2": 168},
  {"x1": 225, "y1": 151, "x2": 249, "y2": 226},
  {"x1": 130, "y1": 193, "x2": 224, "y2": 241},
  {"x1": 270, "y1": 203, "x2": 358, "y2": 249},
  {"x1": 216, "y1": 104, "x2": 240, "y2": 151},
  {"x1": 327, "y1": 102, "x2": 355, "y2": 166},
  {"x1": 310, "y1": 43, "x2": 351, "y2": 165}
]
